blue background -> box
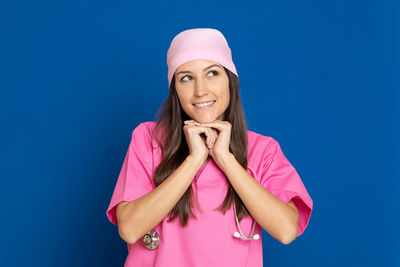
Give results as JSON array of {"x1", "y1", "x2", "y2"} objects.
[{"x1": 1, "y1": 0, "x2": 398, "y2": 266}]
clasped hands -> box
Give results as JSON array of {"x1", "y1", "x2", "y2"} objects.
[{"x1": 183, "y1": 119, "x2": 232, "y2": 161}]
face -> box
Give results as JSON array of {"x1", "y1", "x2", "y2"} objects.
[{"x1": 174, "y1": 59, "x2": 230, "y2": 123}]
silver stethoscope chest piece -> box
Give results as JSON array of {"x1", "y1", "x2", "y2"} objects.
[
  {"x1": 142, "y1": 230, "x2": 160, "y2": 250},
  {"x1": 233, "y1": 202, "x2": 260, "y2": 240}
]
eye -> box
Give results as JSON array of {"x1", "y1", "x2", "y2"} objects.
[
  {"x1": 181, "y1": 75, "x2": 192, "y2": 82},
  {"x1": 207, "y1": 70, "x2": 219, "y2": 77}
]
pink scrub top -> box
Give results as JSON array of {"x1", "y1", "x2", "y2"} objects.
[{"x1": 106, "y1": 121, "x2": 313, "y2": 267}]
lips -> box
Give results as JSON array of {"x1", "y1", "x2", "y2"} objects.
[
  {"x1": 193, "y1": 100, "x2": 216, "y2": 110},
  {"x1": 193, "y1": 100, "x2": 216, "y2": 105}
]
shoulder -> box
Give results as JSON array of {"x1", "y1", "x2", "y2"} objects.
[
  {"x1": 133, "y1": 121, "x2": 157, "y2": 133},
  {"x1": 245, "y1": 129, "x2": 282, "y2": 180},
  {"x1": 131, "y1": 121, "x2": 161, "y2": 149},
  {"x1": 247, "y1": 129, "x2": 279, "y2": 154},
  {"x1": 131, "y1": 121, "x2": 158, "y2": 138}
]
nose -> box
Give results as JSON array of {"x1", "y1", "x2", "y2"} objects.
[{"x1": 194, "y1": 77, "x2": 209, "y2": 97}]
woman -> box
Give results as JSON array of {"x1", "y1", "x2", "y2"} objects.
[{"x1": 106, "y1": 28, "x2": 313, "y2": 267}]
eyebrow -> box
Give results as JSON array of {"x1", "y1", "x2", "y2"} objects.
[{"x1": 175, "y1": 64, "x2": 222, "y2": 76}]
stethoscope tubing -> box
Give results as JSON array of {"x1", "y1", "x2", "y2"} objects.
[{"x1": 233, "y1": 202, "x2": 260, "y2": 240}]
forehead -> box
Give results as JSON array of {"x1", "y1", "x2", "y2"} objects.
[{"x1": 176, "y1": 59, "x2": 223, "y2": 71}]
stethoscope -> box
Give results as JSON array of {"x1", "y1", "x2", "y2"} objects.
[{"x1": 142, "y1": 202, "x2": 259, "y2": 249}]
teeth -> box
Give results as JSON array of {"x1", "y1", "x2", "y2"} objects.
[{"x1": 194, "y1": 101, "x2": 215, "y2": 107}]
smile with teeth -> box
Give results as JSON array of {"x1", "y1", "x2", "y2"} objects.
[{"x1": 193, "y1": 100, "x2": 216, "y2": 107}]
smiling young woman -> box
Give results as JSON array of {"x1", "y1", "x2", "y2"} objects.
[{"x1": 106, "y1": 28, "x2": 313, "y2": 267}]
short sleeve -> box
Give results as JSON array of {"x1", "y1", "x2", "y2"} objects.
[
  {"x1": 105, "y1": 122, "x2": 155, "y2": 225},
  {"x1": 260, "y1": 138, "x2": 313, "y2": 237}
]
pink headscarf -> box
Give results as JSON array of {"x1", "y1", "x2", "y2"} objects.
[{"x1": 166, "y1": 28, "x2": 238, "y2": 87}]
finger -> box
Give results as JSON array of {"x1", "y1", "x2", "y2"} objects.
[
  {"x1": 187, "y1": 125, "x2": 210, "y2": 136},
  {"x1": 205, "y1": 129, "x2": 212, "y2": 147},
  {"x1": 197, "y1": 121, "x2": 227, "y2": 131},
  {"x1": 205, "y1": 128, "x2": 214, "y2": 148},
  {"x1": 210, "y1": 129, "x2": 218, "y2": 147}
]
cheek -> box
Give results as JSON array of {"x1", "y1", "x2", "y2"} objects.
[
  {"x1": 218, "y1": 79, "x2": 230, "y2": 105},
  {"x1": 221, "y1": 88, "x2": 230, "y2": 107},
  {"x1": 176, "y1": 89, "x2": 191, "y2": 106}
]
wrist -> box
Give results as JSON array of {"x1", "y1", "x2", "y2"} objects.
[
  {"x1": 187, "y1": 154, "x2": 207, "y2": 165},
  {"x1": 214, "y1": 152, "x2": 235, "y2": 169}
]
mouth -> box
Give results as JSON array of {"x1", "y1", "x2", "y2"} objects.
[{"x1": 193, "y1": 100, "x2": 216, "y2": 109}]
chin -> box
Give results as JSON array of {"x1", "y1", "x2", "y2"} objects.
[
  {"x1": 189, "y1": 117, "x2": 213, "y2": 123},
  {"x1": 187, "y1": 110, "x2": 224, "y2": 123}
]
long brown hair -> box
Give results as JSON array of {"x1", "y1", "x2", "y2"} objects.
[{"x1": 149, "y1": 67, "x2": 251, "y2": 227}]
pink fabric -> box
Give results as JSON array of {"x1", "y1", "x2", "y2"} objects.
[
  {"x1": 167, "y1": 28, "x2": 238, "y2": 87},
  {"x1": 106, "y1": 121, "x2": 313, "y2": 267}
]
